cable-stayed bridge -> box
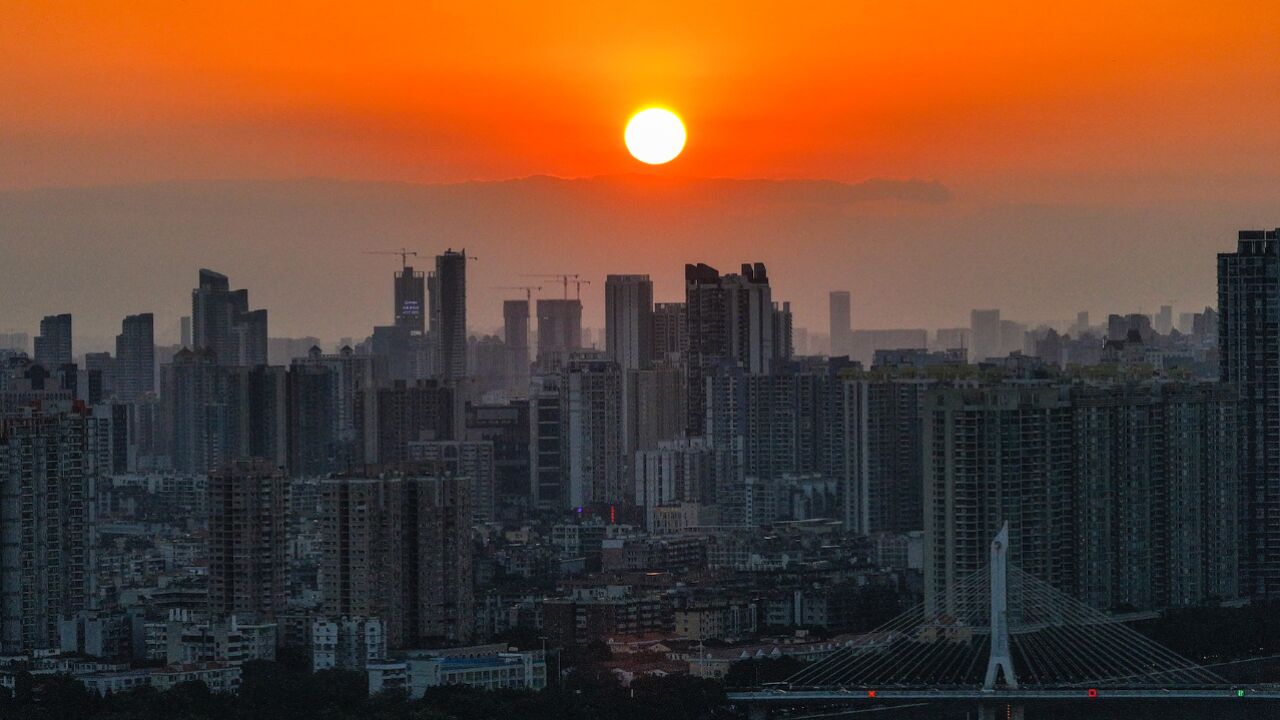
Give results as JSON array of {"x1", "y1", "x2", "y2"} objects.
[{"x1": 727, "y1": 524, "x2": 1280, "y2": 718}]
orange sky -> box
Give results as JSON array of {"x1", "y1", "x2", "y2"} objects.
[{"x1": 3, "y1": 1, "x2": 1279, "y2": 199}]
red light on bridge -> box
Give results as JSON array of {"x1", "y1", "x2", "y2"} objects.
[
  {"x1": 867, "y1": 690, "x2": 876, "y2": 698},
  {"x1": 1087, "y1": 688, "x2": 1098, "y2": 699}
]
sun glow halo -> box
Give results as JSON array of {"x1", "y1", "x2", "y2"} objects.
[{"x1": 624, "y1": 108, "x2": 686, "y2": 165}]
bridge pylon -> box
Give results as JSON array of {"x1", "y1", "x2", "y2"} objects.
[{"x1": 983, "y1": 522, "x2": 1018, "y2": 690}]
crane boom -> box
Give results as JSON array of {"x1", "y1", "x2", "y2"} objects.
[{"x1": 363, "y1": 247, "x2": 419, "y2": 269}]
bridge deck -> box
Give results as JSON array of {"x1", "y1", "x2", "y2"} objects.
[{"x1": 728, "y1": 689, "x2": 1280, "y2": 703}]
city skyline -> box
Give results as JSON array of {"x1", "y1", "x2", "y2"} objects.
[{"x1": 5, "y1": 3, "x2": 1279, "y2": 345}]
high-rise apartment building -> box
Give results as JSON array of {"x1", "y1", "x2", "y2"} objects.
[
  {"x1": 773, "y1": 301, "x2": 794, "y2": 362},
  {"x1": 288, "y1": 345, "x2": 378, "y2": 475},
  {"x1": 829, "y1": 291, "x2": 851, "y2": 357},
  {"x1": 429, "y1": 250, "x2": 467, "y2": 381},
  {"x1": 192, "y1": 269, "x2": 267, "y2": 366},
  {"x1": 1155, "y1": 305, "x2": 1173, "y2": 335},
  {"x1": 207, "y1": 459, "x2": 290, "y2": 622},
  {"x1": 1219, "y1": 229, "x2": 1280, "y2": 595},
  {"x1": 923, "y1": 381, "x2": 1239, "y2": 614},
  {"x1": 652, "y1": 302, "x2": 686, "y2": 363},
  {"x1": 536, "y1": 299, "x2": 583, "y2": 363},
  {"x1": 403, "y1": 475, "x2": 473, "y2": 645},
  {"x1": 969, "y1": 309, "x2": 1001, "y2": 363},
  {"x1": 0, "y1": 332, "x2": 30, "y2": 354},
  {"x1": 0, "y1": 409, "x2": 91, "y2": 652},
  {"x1": 605, "y1": 275, "x2": 654, "y2": 372},
  {"x1": 529, "y1": 374, "x2": 565, "y2": 510},
  {"x1": 164, "y1": 352, "x2": 287, "y2": 475},
  {"x1": 706, "y1": 362, "x2": 847, "y2": 526},
  {"x1": 360, "y1": 379, "x2": 455, "y2": 465},
  {"x1": 463, "y1": 401, "x2": 530, "y2": 508},
  {"x1": 923, "y1": 385, "x2": 1076, "y2": 617},
  {"x1": 287, "y1": 361, "x2": 340, "y2": 477},
  {"x1": 114, "y1": 313, "x2": 155, "y2": 401},
  {"x1": 1071, "y1": 383, "x2": 1238, "y2": 609},
  {"x1": 320, "y1": 474, "x2": 476, "y2": 646},
  {"x1": 684, "y1": 263, "x2": 774, "y2": 436},
  {"x1": 163, "y1": 348, "x2": 227, "y2": 474},
  {"x1": 503, "y1": 299, "x2": 530, "y2": 389},
  {"x1": 633, "y1": 437, "x2": 726, "y2": 530},
  {"x1": 842, "y1": 374, "x2": 934, "y2": 535},
  {"x1": 34, "y1": 313, "x2": 73, "y2": 369},
  {"x1": 223, "y1": 364, "x2": 288, "y2": 470},
  {"x1": 407, "y1": 440, "x2": 495, "y2": 524},
  {"x1": 319, "y1": 477, "x2": 406, "y2": 644},
  {"x1": 626, "y1": 364, "x2": 685, "y2": 455},
  {"x1": 395, "y1": 264, "x2": 427, "y2": 333},
  {"x1": 563, "y1": 358, "x2": 625, "y2": 509}
]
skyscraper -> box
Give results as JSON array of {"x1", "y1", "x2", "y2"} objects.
[
  {"x1": 842, "y1": 373, "x2": 935, "y2": 535},
  {"x1": 319, "y1": 477, "x2": 406, "y2": 644},
  {"x1": 192, "y1": 269, "x2": 267, "y2": 366},
  {"x1": 829, "y1": 291, "x2": 851, "y2": 357},
  {"x1": 684, "y1": 262, "x2": 774, "y2": 436},
  {"x1": 207, "y1": 459, "x2": 290, "y2": 622},
  {"x1": 536, "y1": 299, "x2": 583, "y2": 363},
  {"x1": 969, "y1": 309, "x2": 1001, "y2": 363},
  {"x1": 407, "y1": 440, "x2": 496, "y2": 524},
  {"x1": 563, "y1": 358, "x2": 625, "y2": 508},
  {"x1": 605, "y1": 274, "x2": 654, "y2": 372},
  {"x1": 528, "y1": 374, "x2": 565, "y2": 510},
  {"x1": 503, "y1": 299, "x2": 530, "y2": 388},
  {"x1": 652, "y1": 302, "x2": 686, "y2": 363},
  {"x1": 162, "y1": 348, "x2": 227, "y2": 474},
  {"x1": 1219, "y1": 229, "x2": 1280, "y2": 595},
  {"x1": 287, "y1": 361, "x2": 343, "y2": 477},
  {"x1": 923, "y1": 385, "x2": 1075, "y2": 616},
  {"x1": 288, "y1": 345, "x2": 377, "y2": 474},
  {"x1": 429, "y1": 250, "x2": 467, "y2": 381},
  {"x1": 463, "y1": 401, "x2": 530, "y2": 507},
  {"x1": 395, "y1": 264, "x2": 427, "y2": 333},
  {"x1": 1155, "y1": 304, "x2": 1173, "y2": 335},
  {"x1": 773, "y1": 301, "x2": 793, "y2": 362},
  {"x1": 360, "y1": 379, "x2": 455, "y2": 465},
  {"x1": 114, "y1": 312, "x2": 155, "y2": 401},
  {"x1": 626, "y1": 364, "x2": 685, "y2": 455},
  {"x1": 0, "y1": 409, "x2": 91, "y2": 652},
  {"x1": 34, "y1": 313, "x2": 72, "y2": 369},
  {"x1": 923, "y1": 381, "x2": 1237, "y2": 613}
]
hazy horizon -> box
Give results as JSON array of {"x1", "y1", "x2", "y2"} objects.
[{"x1": 0, "y1": 173, "x2": 1253, "y2": 352}]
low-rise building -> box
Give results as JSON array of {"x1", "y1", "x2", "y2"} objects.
[{"x1": 403, "y1": 645, "x2": 546, "y2": 696}]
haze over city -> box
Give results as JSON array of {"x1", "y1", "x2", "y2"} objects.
[{"x1": 4, "y1": 2, "x2": 1280, "y2": 343}]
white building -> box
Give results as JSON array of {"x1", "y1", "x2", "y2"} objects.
[
  {"x1": 403, "y1": 645, "x2": 546, "y2": 697},
  {"x1": 311, "y1": 617, "x2": 387, "y2": 672}
]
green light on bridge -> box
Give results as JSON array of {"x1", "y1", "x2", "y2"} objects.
[{"x1": 1237, "y1": 689, "x2": 1246, "y2": 698}]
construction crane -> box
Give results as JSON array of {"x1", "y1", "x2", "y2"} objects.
[
  {"x1": 520, "y1": 273, "x2": 589, "y2": 299},
  {"x1": 363, "y1": 248, "x2": 419, "y2": 269},
  {"x1": 491, "y1": 286, "x2": 541, "y2": 303},
  {"x1": 443, "y1": 248, "x2": 480, "y2": 262}
]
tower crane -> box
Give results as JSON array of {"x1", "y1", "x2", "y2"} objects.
[
  {"x1": 491, "y1": 286, "x2": 541, "y2": 303},
  {"x1": 362, "y1": 248, "x2": 419, "y2": 269},
  {"x1": 520, "y1": 273, "x2": 590, "y2": 299}
]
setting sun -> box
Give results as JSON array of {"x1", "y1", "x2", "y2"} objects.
[{"x1": 624, "y1": 108, "x2": 686, "y2": 165}]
